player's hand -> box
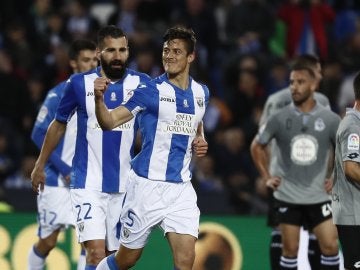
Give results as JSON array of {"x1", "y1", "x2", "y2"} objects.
[
  {"x1": 266, "y1": 176, "x2": 281, "y2": 191},
  {"x1": 31, "y1": 163, "x2": 46, "y2": 194},
  {"x1": 94, "y1": 77, "x2": 110, "y2": 100},
  {"x1": 192, "y1": 137, "x2": 208, "y2": 157},
  {"x1": 64, "y1": 175, "x2": 71, "y2": 184},
  {"x1": 324, "y1": 178, "x2": 333, "y2": 194}
]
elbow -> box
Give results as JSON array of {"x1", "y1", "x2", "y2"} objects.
[{"x1": 99, "y1": 122, "x2": 113, "y2": 131}]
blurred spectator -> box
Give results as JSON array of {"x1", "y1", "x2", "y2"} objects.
[
  {"x1": 0, "y1": 132, "x2": 16, "y2": 185},
  {"x1": 320, "y1": 59, "x2": 343, "y2": 113},
  {"x1": 0, "y1": 49, "x2": 30, "y2": 133},
  {"x1": 128, "y1": 44, "x2": 162, "y2": 78},
  {"x1": 4, "y1": 155, "x2": 35, "y2": 189},
  {"x1": 226, "y1": 69, "x2": 265, "y2": 127},
  {"x1": 3, "y1": 21, "x2": 33, "y2": 79},
  {"x1": 264, "y1": 57, "x2": 289, "y2": 95},
  {"x1": 277, "y1": 0, "x2": 336, "y2": 60},
  {"x1": 213, "y1": 127, "x2": 264, "y2": 214},
  {"x1": 225, "y1": 0, "x2": 275, "y2": 55},
  {"x1": 64, "y1": 0, "x2": 100, "y2": 41}
]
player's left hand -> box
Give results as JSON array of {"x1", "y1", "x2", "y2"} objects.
[
  {"x1": 192, "y1": 137, "x2": 208, "y2": 157},
  {"x1": 324, "y1": 178, "x2": 333, "y2": 194}
]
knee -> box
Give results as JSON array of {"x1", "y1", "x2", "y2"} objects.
[
  {"x1": 86, "y1": 246, "x2": 106, "y2": 265},
  {"x1": 38, "y1": 236, "x2": 57, "y2": 252},
  {"x1": 282, "y1": 243, "x2": 299, "y2": 257},
  {"x1": 173, "y1": 249, "x2": 195, "y2": 269},
  {"x1": 320, "y1": 240, "x2": 339, "y2": 255}
]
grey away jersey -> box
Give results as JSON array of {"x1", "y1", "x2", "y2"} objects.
[
  {"x1": 259, "y1": 87, "x2": 330, "y2": 175},
  {"x1": 333, "y1": 108, "x2": 360, "y2": 225},
  {"x1": 257, "y1": 103, "x2": 340, "y2": 204}
]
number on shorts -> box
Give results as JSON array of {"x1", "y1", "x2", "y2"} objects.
[
  {"x1": 42, "y1": 209, "x2": 57, "y2": 225},
  {"x1": 125, "y1": 210, "x2": 135, "y2": 227},
  {"x1": 321, "y1": 203, "x2": 332, "y2": 217},
  {"x1": 75, "y1": 203, "x2": 93, "y2": 222}
]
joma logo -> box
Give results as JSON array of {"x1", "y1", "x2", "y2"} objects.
[{"x1": 160, "y1": 96, "x2": 175, "y2": 102}]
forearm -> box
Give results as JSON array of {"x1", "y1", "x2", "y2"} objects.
[
  {"x1": 250, "y1": 140, "x2": 271, "y2": 179},
  {"x1": 196, "y1": 121, "x2": 205, "y2": 139},
  {"x1": 344, "y1": 161, "x2": 360, "y2": 184},
  {"x1": 95, "y1": 95, "x2": 115, "y2": 130}
]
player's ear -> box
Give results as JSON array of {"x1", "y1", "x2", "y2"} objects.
[
  {"x1": 69, "y1": 60, "x2": 76, "y2": 71},
  {"x1": 96, "y1": 47, "x2": 101, "y2": 61},
  {"x1": 188, "y1": 52, "x2": 195, "y2": 64}
]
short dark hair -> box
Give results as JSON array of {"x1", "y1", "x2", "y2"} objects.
[
  {"x1": 291, "y1": 63, "x2": 316, "y2": 78},
  {"x1": 163, "y1": 26, "x2": 197, "y2": 54},
  {"x1": 292, "y1": 54, "x2": 320, "y2": 70},
  {"x1": 68, "y1": 39, "x2": 96, "y2": 60},
  {"x1": 353, "y1": 72, "x2": 360, "y2": 100},
  {"x1": 97, "y1": 25, "x2": 126, "y2": 48}
]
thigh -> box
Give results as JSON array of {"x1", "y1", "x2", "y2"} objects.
[
  {"x1": 336, "y1": 225, "x2": 360, "y2": 269},
  {"x1": 119, "y1": 171, "x2": 162, "y2": 249},
  {"x1": 305, "y1": 201, "x2": 332, "y2": 230},
  {"x1": 276, "y1": 200, "x2": 303, "y2": 226},
  {"x1": 70, "y1": 189, "x2": 108, "y2": 243},
  {"x1": 161, "y1": 181, "x2": 200, "y2": 238},
  {"x1": 106, "y1": 192, "x2": 125, "y2": 251},
  {"x1": 37, "y1": 186, "x2": 74, "y2": 239}
]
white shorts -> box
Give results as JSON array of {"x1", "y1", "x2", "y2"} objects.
[
  {"x1": 70, "y1": 189, "x2": 125, "y2": 251},
  {"x1": 37, "y1": 186, "x2": 75, "y2": 239},
  {"x1": 120, "y1": 170, "x2": 200, "y2": 249}
]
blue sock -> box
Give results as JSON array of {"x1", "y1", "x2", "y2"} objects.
[
  {"x1": 85, "y1": 265, "x2": 96, "y2": 270},
  {"x1": 107, "y1": 254, "x2": 120, "y2": 270}
]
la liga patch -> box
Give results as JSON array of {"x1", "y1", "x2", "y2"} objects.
[{"x1": 348, "y1": 133, "x2": 360, "y2": 150}]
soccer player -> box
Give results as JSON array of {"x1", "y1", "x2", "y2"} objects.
[
  {"x1": 31, "y1": 25, "x2": 151, "y2": 269},
  {"x1": 28, "y1": 39, "x2": 98, "y2": 270},
  {"x1": 94, "y1": 26, "x2": 209, "y2": 270},
  {"x1": 333, "y1": 71, "x2": 360, "y2": 270},
  {"x1": 251, "y1": 62, "x2": 341, "y2": 269},
  {"x1": 257, "y1": 54, "x2": 330, "y2": 270}
]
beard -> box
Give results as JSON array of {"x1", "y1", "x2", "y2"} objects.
[{"x1": 101, "y1": 57, "x2": 127, "y2": 80}]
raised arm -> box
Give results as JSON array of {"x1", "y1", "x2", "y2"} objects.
[
  {"x1": 31, "y1": 119, "x2": 66, "y2": 193},
  {"x1": 94, "y1": 77, "x2": 134, "y2": 130}
]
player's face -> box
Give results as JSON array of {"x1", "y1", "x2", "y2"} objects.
[
  {"x1": 71, "y1": 50, "x2": 98, "y2": 73},
  {"x1": 290, "y1": 69, "x2": 316, "y2": 105},
  {"x1": 98, "y1": 36, "x2": 129, "y2": 80},
  {"x1": 162, "y1": 39, "x2": 194, "y2": 77}
]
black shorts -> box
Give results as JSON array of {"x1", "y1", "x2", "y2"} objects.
[
  {"x1": 336, "y1": 225, "x2": 360, "y2": 270},
  {"x1": 274, "y1": 199, "x2": 332, "y2": 230}
]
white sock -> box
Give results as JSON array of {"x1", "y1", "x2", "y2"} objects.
[
  {"x1": 95, "y1": 257, "x2": 110, "y2": 270},
  {"x1": 77, "y1": 248, "x2": 86, "y2": 270},
  {"x1": 28, "y1": 246, "x2": 46, "y2": 270}
]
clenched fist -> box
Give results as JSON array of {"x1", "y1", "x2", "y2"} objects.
[{"x1": 94, "y1": 77, "x2": 110, "y2": 100}]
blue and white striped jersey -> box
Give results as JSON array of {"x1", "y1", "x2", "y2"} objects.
[
  {"x1": 32, "y1": 81, "x2": 77, "y2": 187},
  {"x1": 55, "y1": 67, "x2": 151, "y2": 193},
  {"x1": 123, "y1": 73, "x2": 209, "y2": 182}
]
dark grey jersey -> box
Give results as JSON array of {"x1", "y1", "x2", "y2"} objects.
[
  {"x1": 259, "y1": 88, "x2": 330, "y2": 175},
  {"x1": 333, "y1": 109, "x2": 360, "y2": 225},
  {"x1": 257, "y1": 103, "x2": 340, "y2": 204}
]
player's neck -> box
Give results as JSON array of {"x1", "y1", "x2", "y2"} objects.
[
  {"x1": 296, "y1": 98, "x2": 316, "y2": 113},
  {"x1": 167, "y1": 72, "x2": 189, "y2": 90},
  {"x1": 354, "y1": 101, "x2": 360, "y2": 112}
]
